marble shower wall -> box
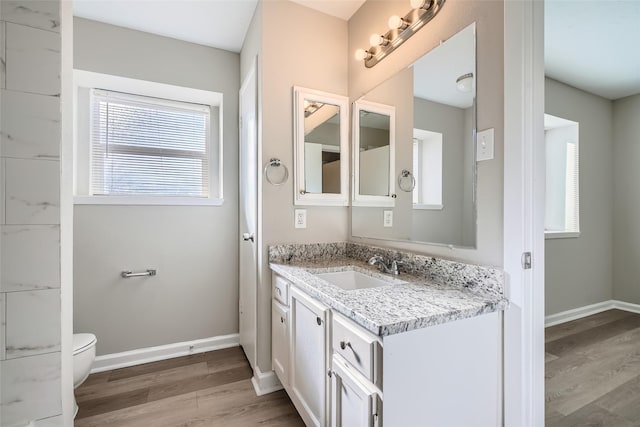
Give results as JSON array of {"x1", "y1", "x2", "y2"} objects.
[{"x1": 0, "y1": 1, "x2": 63, "y2": 425}]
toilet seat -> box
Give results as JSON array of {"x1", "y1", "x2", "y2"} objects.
[{"x1": 73, "y1": 333, "x2": 97, "y2": 355}]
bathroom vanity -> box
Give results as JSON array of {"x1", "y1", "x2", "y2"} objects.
[{"x1": 269, "y1": 242, "x2": 508, "y2": 427}]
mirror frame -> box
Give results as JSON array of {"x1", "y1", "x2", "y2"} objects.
[
  {"x1": 352, "y1": 99, "x2": 396, "y2": 207},
  {"x1": 293, "y1": 86, "x2": 349, "y2": 206}
]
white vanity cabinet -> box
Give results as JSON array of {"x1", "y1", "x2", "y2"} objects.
[
  {"x1": 289, "y1": 285, "x2": 330, "y2": 427},
  {"x1": 271, "y1": 272, "x2": 502, "y2": 427}
]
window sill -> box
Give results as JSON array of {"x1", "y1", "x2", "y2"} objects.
[
  {"x1": 413, "y1": 204, "x2": 443, "y2": 210},
  {"x1": 74, "y1": 196, "x2": 224, "y2": 206},
  {"x1": 545, "y1": 231, "x2": 580, "y2": 239}
]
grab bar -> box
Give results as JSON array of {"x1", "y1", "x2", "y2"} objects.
[{"x1": 121, "y1": 269, "x2": 157, "y2": 278}]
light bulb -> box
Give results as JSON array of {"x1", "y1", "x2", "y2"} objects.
[
  {"x1": 355, "y1": 48, "x2": 371, "y2": 61},
  {"x1": 369, "y1": 33, "x2": 389, "y2": 46},
  {"x1": 388, "y1": 15, "x2": 409, "y2": 30}
]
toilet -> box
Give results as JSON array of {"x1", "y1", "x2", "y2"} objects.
[{"x1": 73, "y1": 333, "x2": 97, "y2": 415}]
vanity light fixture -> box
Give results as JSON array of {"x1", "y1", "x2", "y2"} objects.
[
  {"x1": 355, "y1": 0, "x2": 446, "y2": 68},
  {"x1": 456, "y1": 73, "x2": 473, "y2": 93}
]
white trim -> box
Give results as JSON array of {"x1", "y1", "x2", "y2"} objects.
[
  {"x1": 545, "y1": 300, "x2": 640, "y2": 327},
  {"x1": 90, "y1": 333, "x2": 239, "y2": 373},
  {"x1": 502, "y1": 0, "x2": 546, "y2": 426},
  {"x1": 74, "y1": 196, "x2": 224, "y2": 206},
  {"x1": 412, "y1": 204, "x2": 443, "y2": 210},
  {"x1": 544, "y1": 231, "x2": 580, "y2": 239},
  {"x1": 251, "y1": 366, "x2": 283, "y2": 396},
  {"x1": 612, "y1": 300, "x2": 640, "y2": 315},
  {"x1": 544, "y1": 301, "x2": 614, "y2": 327}
]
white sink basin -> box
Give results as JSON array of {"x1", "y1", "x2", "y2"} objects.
[{"x1": 315, "y1": 269, "x2": 405, "y2": 291}]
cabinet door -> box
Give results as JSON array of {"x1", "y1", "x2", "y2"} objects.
[
  {"x1": 331, "y1": 356, "x2": 379, "y2": 427},
  {"x1": 290, "y1": 286, "x2": 329, "y2": 427},
  {"x1": 272, "y1": 300, "x2": 289, "y2": 387}
]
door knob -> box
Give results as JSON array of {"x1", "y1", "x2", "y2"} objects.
[{"x1": 242, "y1": 233, "x2": 254, "y2": 242}]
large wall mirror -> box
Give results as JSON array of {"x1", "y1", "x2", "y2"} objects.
[
  {"x1": 352, "y1": 23, "x2": 477, "y2": 248},
  {"x1": 293, "y1": 86, "x2": 349, "y2": 206}
]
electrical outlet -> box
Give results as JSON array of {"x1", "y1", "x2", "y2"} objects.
[
  {"x1": 477, "y1": 128, "x2": 494, "y2": 161},
  {"x1": 383, "y1": 210, "x2": 393, "y2": 227},
  {"x1": 294, "y1": 209, "x2": 307, "y2": 229}
]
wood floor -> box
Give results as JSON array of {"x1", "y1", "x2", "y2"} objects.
[
  {"x1": 75, "y1": 346, "x2": 304, "y2": 427},
  {"x1": 546, "y1": 309, "x2": 640, "y2": 427}
]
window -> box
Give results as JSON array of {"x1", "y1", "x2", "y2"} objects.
[
  {"x1": 91, "y1": 90, "x2": 210, "y2": 197},
  {"x1": 544, "y1": 114, "x2": 579, "y2": 238},
  {"x1": 412, "y1": 128, "x2": 443, "y2": 209},
  {"x1": 74, "y1": 70, "x2": 223, "y2": 205}
]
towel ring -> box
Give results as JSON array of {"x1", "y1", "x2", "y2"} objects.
[
  {"x1": 264, "y1": 158, "x2": 289, "y2": 186},
  {"x1": 398, "y1": 169, "x2": 416, "y2": 192}
]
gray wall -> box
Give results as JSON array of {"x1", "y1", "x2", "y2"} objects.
[
  {"x1": 613, "y1": 94, "x2": 640, "y2": 304},
  {"x1": 412, "y1": 97, "x2": 467, "y2": 245},
  {"x1": 348, "y1": 0, "x2": 504, "y2": 267},
  {"x1": 73, "y1": 18, "x2": 240, "y2": 355},
  {"x1": 0, "y1": 1, "x2": 63, "y2": 424},
  {"x1": 544, "y1": 78, "x2": 613, "y2": 316},
  {"x1": 257, "y1": 0, "x2": 349, "y2": 372}
]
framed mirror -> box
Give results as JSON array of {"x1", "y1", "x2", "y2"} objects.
[
  {"x1": 293, "y1": 86, "x2": 349, "y2": 206},
  {"x1": 351, "y1": 23, "x2": 477, "y2": 248},
  {"x1": 353, "y1": 100, "x2": 396, "y2": 207}
]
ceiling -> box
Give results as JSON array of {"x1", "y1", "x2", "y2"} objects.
[
  {"x1": 288, "y1": 0, "x2": 365, "y2": 20},
  {"x1": 412, "y1": 24, "x2": 475, "y2": 109},
  {"x1": 73, "y1": 0, "x2": 259, "y2": 52},
  {"x1": 72, "y1": 0, "x2": 366, "y2": 53},
  {"x1": 545, "y1": 0, "x2": 640, "y2": 100}
]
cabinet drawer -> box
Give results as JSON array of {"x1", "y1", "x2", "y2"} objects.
[
  {"x1": 273, "y1": 274, "x2": 290, "y2": 305},
  {"x1": 332, "y1": 313, "x2": 382, "y2": 387}
]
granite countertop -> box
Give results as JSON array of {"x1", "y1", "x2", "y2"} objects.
[{"x1": 270, "y1": 255, "x2": 509, "y2": 337}]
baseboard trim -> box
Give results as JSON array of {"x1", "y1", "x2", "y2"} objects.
[
  {"x1": 91, "y1": 333, "x2": 240, "y2": 373},
  {"x1": 545, "y1": 300, "x2": 640, "y2": 327},
  {"x1": 612, "y1": 300, "x2": 640, "y2": 315},
  {"x1": 251, "y1": 366, "x2": 283, "y2": 396}
]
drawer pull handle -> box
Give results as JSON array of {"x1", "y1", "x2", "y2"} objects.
[{"x1": 339, "y1": 340, "x2": 361, "y2": 363}]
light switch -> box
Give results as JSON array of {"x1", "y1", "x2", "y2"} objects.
[
  {"x1": 294, "y1": 209, "x2": 307, "y2": 229},
  {"x1": 477, "y1": 128, "x2": 494, "y2": 161},
  {"x1": 383, "y1": 210, "x2": 393, "y2": 227}
]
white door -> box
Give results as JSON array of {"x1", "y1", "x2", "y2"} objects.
[
  {"x1": 239, "y1": 58, "x2": 258, "y2": 369},
  {"x1": 272, "y1": 300, "x2": 289, "y2": 386},
  {"x1": 331, "y1": 356, "x2": 379, "y2": 427},
  {"x1": 290, "y1": 287, "x2": 328, "y2": 427}
]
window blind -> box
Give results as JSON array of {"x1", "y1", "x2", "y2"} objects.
[
  {"x1": 565, "y1": 141, "x2": 579, "y2": 232},
  {"x1": 90, "y1": 89, "x2": 210, "y2": 197}
]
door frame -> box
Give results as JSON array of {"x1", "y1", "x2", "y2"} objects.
[{"x1": 503, "y1": 0, "x2": 545, "y2": 425}]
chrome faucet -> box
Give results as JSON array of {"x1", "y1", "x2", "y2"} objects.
[{"x1": 368, "y1": 256, "x2": 405, "y2": 275}]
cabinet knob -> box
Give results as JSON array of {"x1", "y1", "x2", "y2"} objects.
[
  {"x1": 280, "y1": 316, "x2": 284, "y2": 323},
  {"x1": 340, "y1": 341, "x2": 350, "y2": 350},
  {"x1": 316, "y1": 316, "x2": 322, "y2": 326}
]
